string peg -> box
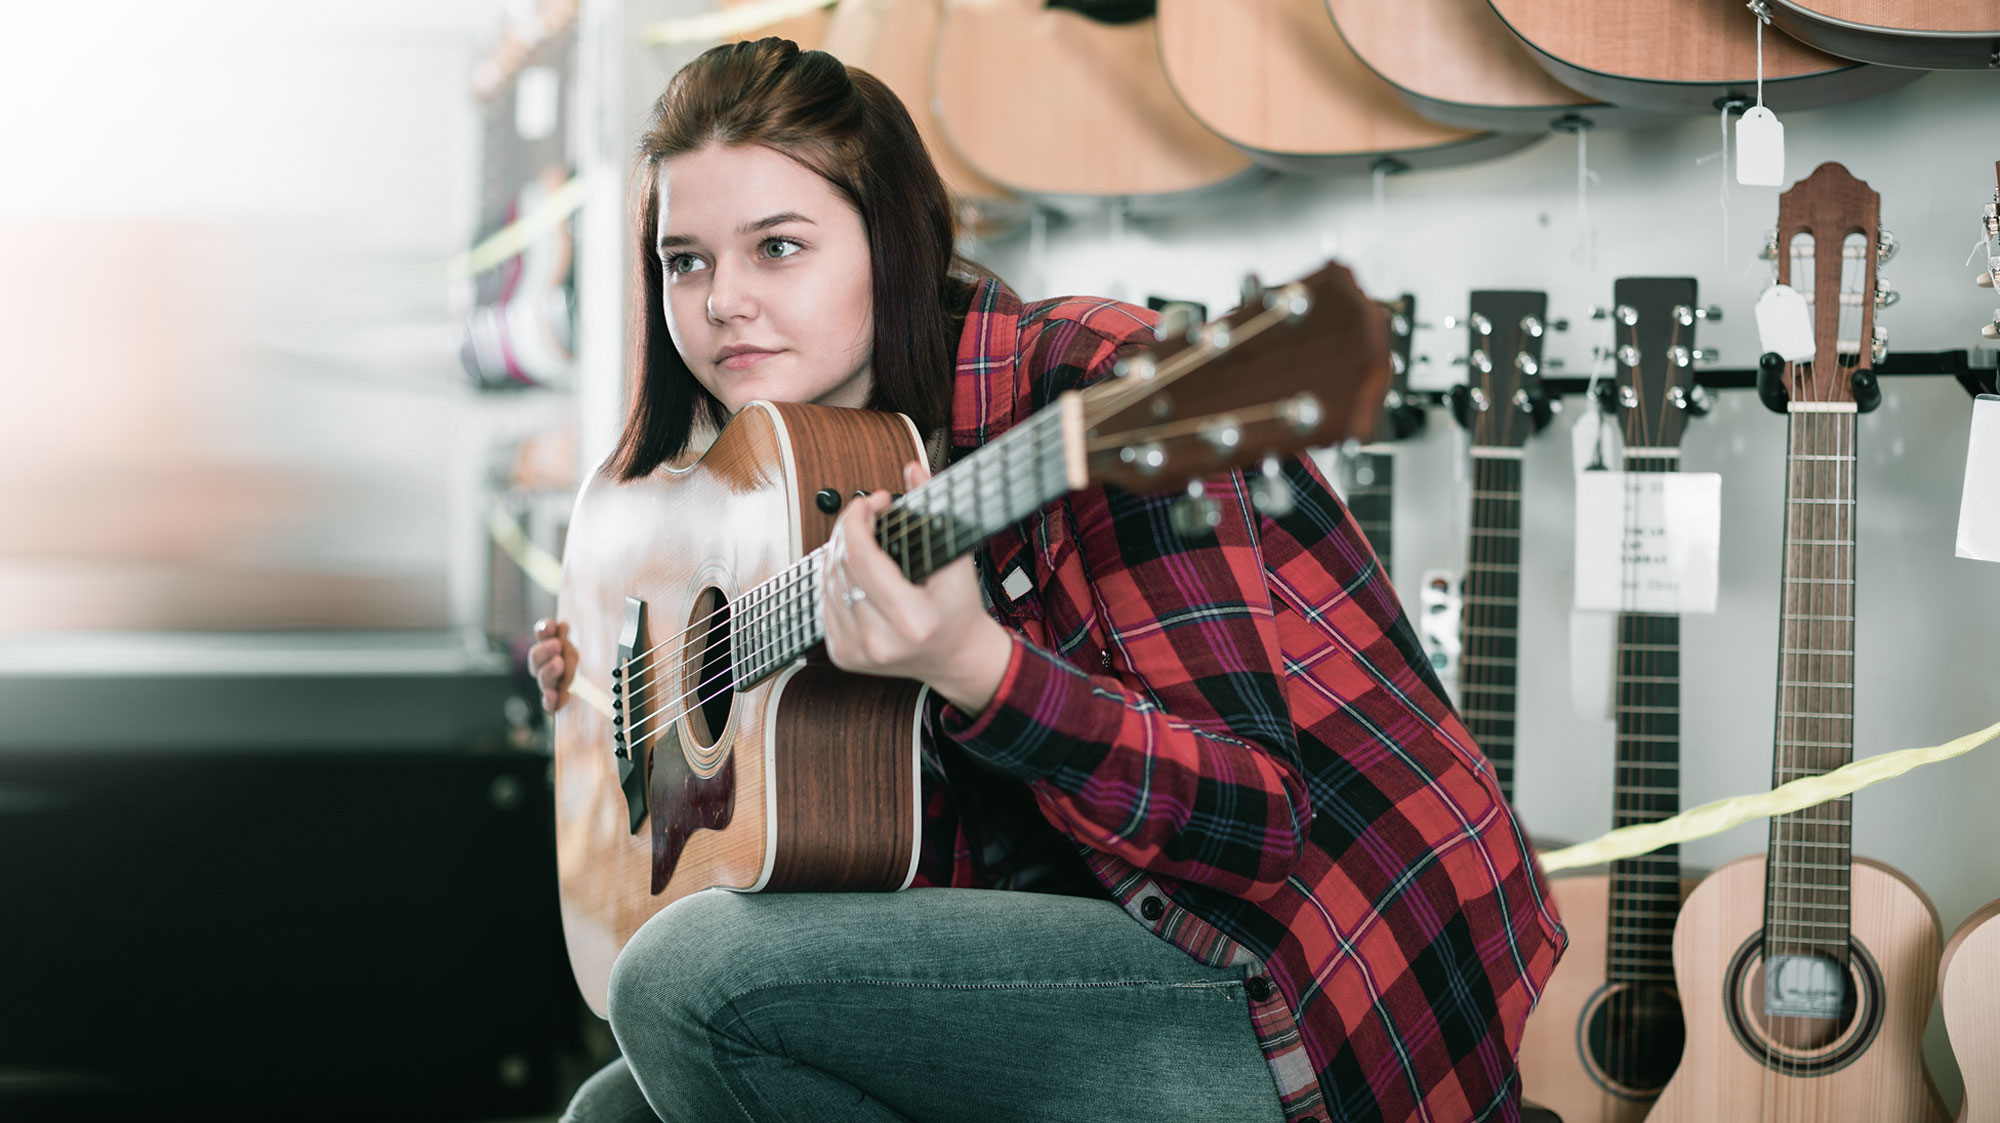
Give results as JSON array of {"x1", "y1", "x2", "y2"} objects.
[
  {"x1": 1696, "y1": 304, "x2": 1725, "y2": 322},
  {"x1": 1976, "y1": 271, "x2": 1995, "y2": 289},
  {"x1": 1693, "y1": 348, "x2": 1722, "y2": 364},
  {"x1": 1250, "y1": 455, "x2": 1295, "y2": 517},
  {"x1": 1170, "y1": 480, "x2": 1222, "y2": 538},
  {"x1": 1876, "y1": 228, "x2": 1898, "y2": 264}
]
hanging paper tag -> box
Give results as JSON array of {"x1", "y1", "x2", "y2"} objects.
[
  {"x1": 1735, "y1": 106, "x2": 1785, "y2": 186},
  {"x1": 1958, "y1": 395, "x2": 2000, "y2": 563},
  {"x1": 1755, "y1": 284, "x2": 1816, "y2": 362},
  {"x1": 1574, "y1": 472, "x2": 1722, "y2": 613}
]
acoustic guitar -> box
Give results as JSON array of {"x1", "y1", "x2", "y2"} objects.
[
  {"x1": 929, "y1": 0, "x2": 1256, "y2": 208},
  {"x1": 1153, "y1": 0, "x2": 1536, "y2": 175},
  {"x1": 1338, "y1": 296, "x2": 1425, "y2": 584},
  {"x1": 1942, "y1": 899, "x2": 2000, "y2": 1123},
  {"x1": 1322, "y1": 0, "x2": 1651, "y2": 133},
  {"x1": 1646, "y1": 163, "x2": 1947, "y2": 1122},
  {"x1": 1516, "y1": 278, "x2": 1712, "y2": 1121},
  {"x1": 1447, "y1": 290, "x2": 1557, "y2": 803},
  {"x1": 1763, "y1": 0, "x2": 2000, "y2": 71},
  {"x1": 553, "y1": 262, "x2": 1390, "y2": 1013},
  {"x1": 1484, "y1": 0, "x2": 1923, "y2": 113}
]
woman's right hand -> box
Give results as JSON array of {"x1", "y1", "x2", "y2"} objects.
[{"x1": 528, "y1": 618, "x2": 577, "y2": 712}]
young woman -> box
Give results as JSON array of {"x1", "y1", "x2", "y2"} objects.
[{"x1": 532, "y1": 37, "x2": 1563, "y2": 1123}]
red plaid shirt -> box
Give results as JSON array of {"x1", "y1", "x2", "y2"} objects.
[{"x1": 910, "y1": 278, "x2": 1566, "y2": 1123}]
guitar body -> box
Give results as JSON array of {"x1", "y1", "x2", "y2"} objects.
[
  {"x1": 931, "y1": 0, "x2": 1258, "y2": 209},
  {"x1": 1942, "y1": 899, "x2": 2000, "y2": 1122},
  {"x1": 1154, "y1": 0, "x2": 1536, "y2": 175},
  {"x1": 553, "y1": 401, "x2": 930, "y2": 1016},
  {"x1": 1484, "y1": 0, "x2": 1924, "y2": 113},
  {"x1": 1648, "y1": 855, "x2": 1948, "y2": 1122},
  {"x1": 1323, "y1": 0, "x2": 1661, "y2": 132},
  {"x1": 1519, "y1": 873, "x2": 1698, "y2": 1122},
  {"x1": 1764, "y1": 0, "x2": 2000, "y2": 70}
]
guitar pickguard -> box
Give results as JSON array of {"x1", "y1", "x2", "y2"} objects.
[{"x1": 649, "y1": 719, "x2": 735, "y2": 896}]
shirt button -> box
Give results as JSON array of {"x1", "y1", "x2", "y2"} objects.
[
  {"x1": 1139, "y1": 895, "x2": 1165, "y2": 921},
  {"x1": 1244, "y1": 976, "x2": 1275, "y2": 1002}
]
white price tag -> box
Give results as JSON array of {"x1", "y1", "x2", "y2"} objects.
[
  {"x1": 1574, "y1": 472, "x2": 1722, "y2": 614},
  {"x1": 1755, "y1": 284, "x2": 1816, "y2": 363},
  {"x1": 1735, "y1": 106, "x2": 1785, "y2": 186},
  {"x1": 1958, "y1": 395, "x2": 2000, "y2": 563}
]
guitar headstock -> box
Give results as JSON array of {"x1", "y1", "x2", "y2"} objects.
[
  {"x1": 1772, "y1": 162, "x2": 1889, "y2": 407},
  {"x1": 1595, "y1": 277, "x2": 1712, "y2": 452},
  {"x1": 1451, "y1": 290, "x2": 1554, "y2": 448},
  {"x1": 1078, "y1": 260, "x2": 1390, "y2": 494},
  {"x1": 1981, "y1": 160, "x2": 1999, "y2": 340},
  {"x1": 1374, "y1": 293, "x2": 1427, "y2": 442}
]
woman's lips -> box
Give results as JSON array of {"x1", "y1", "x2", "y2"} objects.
[{"x1": 720, "y1": 349, "x2": 780, "y2": 371}]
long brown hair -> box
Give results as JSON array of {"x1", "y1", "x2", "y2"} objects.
[{"x1": 610, "y1": 37, "x2": 989, "y2": 479}]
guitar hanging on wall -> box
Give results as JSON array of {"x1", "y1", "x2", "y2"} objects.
[
  {"x1": 552, "y1": 262, "x2": 1391, "y2": 1014},
  {"x1": 1447, "y1": 290, "x2": 1557, "y2": 803},
  {"x1": 1762, "y1": 0, "x2": 2000, "y2": 70},
  {"x1": 1339, "y1": 295, "x2": 1425, "y2": 584},
  {"x1": 1518, "y1": 278, "x2": 1713, "y2": 1121},
  {"x1": 1941, "y1": 898, "x2": 2000, "y2": 1123},
  {"x1": 1647, "y1": 162, "x2": 1947, "y2": 1123}
]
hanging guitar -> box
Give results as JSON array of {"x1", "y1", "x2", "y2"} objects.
[
  {"x1": 1941, "y1": 898, "x2": 2000, "y2": 1123},
  {"x1": 1647, "y1": 162, "x2": 1947, "y2": 1123},
  {"x1": 553, "y1": 262, "x2": 1391, "y2": 1013},
  {"x1": 1447, "y1": 290, "x2": 1558, "y2": 803},
  {"x1": 1763, "y1": 0, "x2": 2000, "y2": 70},
  {"x1": 1518, "y1": 278, "x2": 1713, "y2": 1121}
]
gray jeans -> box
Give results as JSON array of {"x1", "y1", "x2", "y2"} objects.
[{"x1": 559, "y1": 887, "x2": 1288, "y2": 1123}]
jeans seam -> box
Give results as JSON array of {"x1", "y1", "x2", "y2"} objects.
[{"x1": 724, "y1": 977, "x2": 1245, "y2": 1003}]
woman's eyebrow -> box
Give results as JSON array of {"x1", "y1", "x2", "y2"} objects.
[{"x1": 656, "y1": 212, "x2": 816, "y2": 254}]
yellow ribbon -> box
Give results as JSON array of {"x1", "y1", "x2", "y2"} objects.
[
  {"x1": 485, "y1": 499, "x2": 615, "y2": 720},
  {"x1": 1538, "y1": 718, "x2": 2000, "y2": 872},
  {"x1": 642, "y1": 0, "x2": 838, "y2": 46},
  {"x1": 447, "y1": 173, "x2": 590, "y2": 280}
]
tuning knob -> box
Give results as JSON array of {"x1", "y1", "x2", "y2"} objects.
[
  {"x1": 1876, "y1": 228, "x2": 1897, "y2": 264},
  {"x1": 1983, "y1": 321, "x2": 2000, "y2": 339},
  {"x1": 1695, "y1": 304, "x2": 1725, "y2": 322},
  {"x1": 1978, "y1": 272, "x2": 1996, "y2": 289},
  {"x1": 1170, "y1": 480, "x2": 1222, "y2": 538},
  {"x1": 1874, "y1": 276, "x2": 1899, "y2": 308},
  {"x1": 1671, "y1": 384, "x2": 1716, "y2": 417},
  {"x1": 1693, "y1": 348, "x2": 1721, "y2": 364},
  {"x1": 1871, "y1": 323, "x2": 1890, "y2": 364},
  {"x1": 1250, "y1": 455, "x2": 1295, "y2": 517}
]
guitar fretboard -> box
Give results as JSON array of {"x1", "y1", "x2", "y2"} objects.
[
  {"x1": 1345, "y1": 447, "x2": 1395, "y2": 578},
  {"x1": 728, "y1": 404, "x2": 1073, "y2": 688},
  {"x1": 1765, "y1": 405, "x2": 1857, "y2": 968},
  {"x1": 1460, "y1": 451, "x2": 1522, "y2": 801},
  {"x1": 1608, "y1": 450, "x2": 1683, "y2": 986}
]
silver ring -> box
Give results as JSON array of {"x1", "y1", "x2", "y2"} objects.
[{"x1": 841, "y1": 586, "x2": 867, "y2": 609}]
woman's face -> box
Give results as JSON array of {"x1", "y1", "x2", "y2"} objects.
[{"x1": 655, "y1": 142, "x2": 875, "y2": 416}]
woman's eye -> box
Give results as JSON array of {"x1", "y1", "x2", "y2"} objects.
[
  {"x1": 663, "y1": 253, "x2": 706, "y2": 277},
  {"x1": 760, "y1": 237, "x2": 801, "y2": 260}
]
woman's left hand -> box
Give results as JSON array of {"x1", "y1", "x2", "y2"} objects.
[{"x1": 821, "y1": 459, "x2": 1014, "y2": 715}]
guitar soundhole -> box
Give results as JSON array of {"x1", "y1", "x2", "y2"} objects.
[
  {"x1": 1582, "y1": 984, "x2": 1684, "y2": 1096},
  {"x1": 1721, "y1": 934, "x2": 1884, "y2": 1075},
  {"x1": 684, "y1": 586, "x2": 735, "y2": 752},
  {"x1": 1750, "y1": 956, "x2": 1859, "y2": 1050}
]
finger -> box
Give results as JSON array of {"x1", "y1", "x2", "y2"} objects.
[
  {"x1": 534, "y1": 617, "x2": 557, "y2": 640},
  {"x1": 903, "y1": 459, "x2": 931, "y2": 489}
]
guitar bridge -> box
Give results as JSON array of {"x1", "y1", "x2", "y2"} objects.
[{"x1": 610, "y1": 596, "x2": 651, "y2": 834}]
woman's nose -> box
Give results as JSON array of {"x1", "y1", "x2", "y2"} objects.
[{"x1": 705, "y1": 261, "x2": 757, "y2": 324}]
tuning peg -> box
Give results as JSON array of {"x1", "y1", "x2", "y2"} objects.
[
  {"x1": 1470, "y1": 313, "x2": 1493, "y2": 335},
  {"x1": 1250, "y1": 455, "x2": 1295, "y2": 517},
  {"x1": 1871, "y1": 323, "x2": 1890, "y2": 364},
  {"x1": 1875, "y1": 275, "x2": 1899, "y2": 308},
  {"x1": 1520, "y1": 315, "x2": 1545, "y2": 338},
  {"x1": 1170, "y1": 480, "x2": 1222, "y2": 537},
  {"x1": 1983, "y1": 322, "x2": 2000, "y2": 339},
  {"x1": 1515, "y1": 352, "x2": 1539, "y2": 376},
  {"x1": 1876, "y1": 228, "x2": 1897, "y2": 264},
  {"x1": 1669, "y1": 345, "x2": 1692, "y2": 368},
  {"x1": 1616, "y1": 384, "x2": 1639, "y2": 409},
  {"x1": 1696, "y1": 304, "x2": 1725, "y2": 322},
  {"x1": 1588, "y1": 305, "x2": 1609, "y2": 321},
  {"x1": 1550, "y1": 317, "x2": 1570, "y2": 332},
  {"x1": 1544, "y1": 357, "x2": 1566, "y2": 371},
  {"x1": 1616, "y1": 344, "x2": 1640, "y2": 368},
  {"x1": 1200, "y1": 417, "x2": 1243, "y2": 455},
  {"x1": 1672, "y1": 384, "x2": 1716, "y2": 417},
  {"x1": 1470, "y1": 349, "x2": 1493, "y2": 374},
  {"x1": 1240, "y1": 273, "x2": 1265, "y2": 305},
  {"x1": 1612, "y1": 305, "x2": 1638, "y2": 326},
  {"x1": 1977, "y1": 272, "x2": 1995, "y2": 289},
  {"x1": 1693, "y1": 348, "x2": 1721, "y2": 364},
  {"x1": 1278, "y1": 393, "x2": 1323, "y2": 435},
  {"x1": 1117, "y1": 441, "x2": 1166, "y2": 476},
  {"x1": 1389, "y1": 312, "x2": 1411, "y2": 337},
  {"x1": 1440, "y1": 314, "x2": 1461, "y2": 330},
  {"x1": 1390, "y1": 352, "x2": 1407, "y2": 376},
  {"x1": 1760, "y1": 230, "x2": 1779, "y2": 260},
  {"x1": 1154, "y1": 303, "x2": 1199, "y2": 344}
]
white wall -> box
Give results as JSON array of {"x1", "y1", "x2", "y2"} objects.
[{"x1": 973, "y1": 70, "x2": 2000, "y2": 1106}]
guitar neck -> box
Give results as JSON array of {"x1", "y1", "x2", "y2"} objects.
[
  {"x1": 1346, "y1": 447, "x2": 1395, "y2": 578},
  {"x1": 730, "y1": 404, "x2": 1073, "y2": 687},
  {"x1": 1765, "y1": 404, "x2": 1858, "y2": 966},
  {"x1": 1460, "y1": 450, "x2": 1522, "y2": 801},
  {"x1": 1609, "y1": 450, "x2": 1683, "y2": 986}
]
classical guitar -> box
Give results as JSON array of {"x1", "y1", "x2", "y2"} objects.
[
  {"x1": 1323, "y1": 0, "x2": 1636, "y2": 133},
  {"x1": 1647, "y1": 163, "x2": 1947, "y2": 1122},
  {"x1": 1153, "y1": 0, "x2": 1535, "y2": 174},
  {"x1": 1517, "y1": 278, "x2": 1713, "y2": 1121},
  {"x1": 1942, "y1": 899, "x2": 2000, "y2": 1123},
  {"x1": 816, "y1": 0, "x2": 1023, "y2": 240},
  {"x1": 553, "y1": 262, "x2": 1391, "y2": 1013},
  {"x1": 1764, "y1": 0, "x2": 2000, "y2": 70},
  {"x1": 1484, "y1": 0, "x2": 1923, "y2": 113},
  {"x1": 1339, "y1": 296, "x2": 1425, "y2": 584},
  {"x1": 930, "y1": 0, "x2": 1255, "y2": 205},
  {"x1": 1448, "y1": 291, "x2": 1556, "y2": 803}
]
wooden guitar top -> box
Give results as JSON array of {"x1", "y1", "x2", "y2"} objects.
[
  {"x1": 932, "y1": 0, "x2": 1254, "y2": 202},
  {"x1": 1155, "y1": 0, "x2": 1535, "y2": 174},
  {"x1": 1943, "y1": 898, "x2": 2000, "y2": 1123}
]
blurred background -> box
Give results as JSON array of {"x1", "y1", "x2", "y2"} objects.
[{"x1": 2, "y1": 0, "x2": 1996, "y2": 1119}]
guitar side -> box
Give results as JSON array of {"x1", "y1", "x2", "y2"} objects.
[
  {"x1": 1942, "y1": 898, "x2": 2000, "y2": 1123},
  {"x1": 1648, "y1": 855, "x2": 1947, "y2": 1123}
]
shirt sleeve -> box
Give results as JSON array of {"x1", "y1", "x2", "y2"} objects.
[{"x1": 938, "y1": 465, "x2": 1313, "y2": 903}]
